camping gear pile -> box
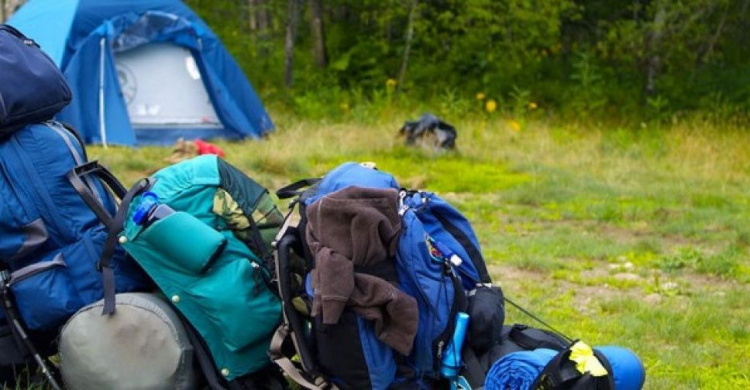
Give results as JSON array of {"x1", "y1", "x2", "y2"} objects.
[{"x1": 0, "y1": 23, "x2": 645, "y2": 390}]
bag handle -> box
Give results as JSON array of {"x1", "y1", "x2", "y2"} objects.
[
  {"x1": 67, "y1": 161, "x2": 127, "y2": 229},
  {"x1": 508, "y1": 324, "x2": 569, "y2": 351},
  {"x1": 0, "y1": 24, "x2": 37, "y2": 46}
]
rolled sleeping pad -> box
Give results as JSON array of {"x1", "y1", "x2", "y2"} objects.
[
  {"x1": 484, "y1": 348, "x2": 558, "y2": 390},
  {"x1": 484, "y1": 346, "x2": 646, "y2": 390},
  {"x1": 59, "y1": 293, "x2": 198, "y2": 390},
  {"x1": 595, "y1": 346, "x2": 646, "y2": 390}
]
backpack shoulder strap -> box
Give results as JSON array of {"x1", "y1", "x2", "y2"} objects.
[
  {"x1": 269, "y1": 229, "x2": 333, "y2": 390},
  {"x1": 182, "y1": 318, "x2": 229, "y2": 390},
  {"x1": 269, "y1": 325, "x2": 335, "y2": 390}
]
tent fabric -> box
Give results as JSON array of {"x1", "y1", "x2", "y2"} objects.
[{"x1": 8, "y1": 0, "x2": 273, "y2": 146}]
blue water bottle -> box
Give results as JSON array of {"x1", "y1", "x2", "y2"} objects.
[
  {"x1": 441, "y1": 312, "x2": 470, "y2": 380},
  {"x1": 132, "y1": 191, "x2": 173, "y2": 227}
]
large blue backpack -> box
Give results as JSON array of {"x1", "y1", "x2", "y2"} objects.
[
  {"x1": 0, "y1": 24, "x2": 147, "y2": 386},
  {"x1": 271, "y1": 162, "x2": 497, "y2": 389},
  {"x1": 0, "y1": 121, "x2": 147, "y2": 329}
]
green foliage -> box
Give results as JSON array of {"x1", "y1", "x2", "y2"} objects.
[
  {"x1": 185, "y1": 0, "x2": 750, "y2": 122},
  {"x1": 569, "y1": 52, "x2": 607, "y2": 118}
]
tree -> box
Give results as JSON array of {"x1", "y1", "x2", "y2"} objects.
[
  {"x1": 284, "y1": 0, "x2": 302, "y2": 87},
  {"x1": 309, "y1": 0, "x2": 328, "y2": 67},
  {"x1": 396, "y1": 0, "x2": 418, "y2": 91}
]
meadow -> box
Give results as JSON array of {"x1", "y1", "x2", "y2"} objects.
[{"x1": 85, "y1": 110, "x2": 750, "y2": 389}]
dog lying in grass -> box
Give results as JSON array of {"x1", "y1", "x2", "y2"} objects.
[{"x1": 399, "y1": 113, "x2": 457, "y2": 150}]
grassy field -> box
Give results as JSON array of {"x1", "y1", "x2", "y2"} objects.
[{"x1": 84, "y1": 114, "x2": 750, "y2": 389}]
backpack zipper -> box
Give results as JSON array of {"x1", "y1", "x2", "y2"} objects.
[{"x1": 251, "y1": 261, "x2": 263, "y2": 296}]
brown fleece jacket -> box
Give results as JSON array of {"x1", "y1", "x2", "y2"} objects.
[{"x1": 306, "y1": 186, "x2": 418, "y2": 355}]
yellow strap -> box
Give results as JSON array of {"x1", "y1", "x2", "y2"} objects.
[{"x1": 569, "y1": 341, "x2": 608, "y2": 377}]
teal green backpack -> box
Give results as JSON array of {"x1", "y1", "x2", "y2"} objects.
[{"x1": 118, "y1": 155, "x2": 283, "y2": 383}]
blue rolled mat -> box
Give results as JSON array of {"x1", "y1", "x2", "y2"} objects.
[
  {"x1": 595, "y1": 346, "x2": 646, "y2": 390},
  {"x1": 484, "y1": 348, "x2": 557, "y2": 390},
  {"x1": 484, "y1": 346, "x2": 646, "y2": 390}
]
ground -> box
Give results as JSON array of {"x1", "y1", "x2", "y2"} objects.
[{"x1": 89, "y1": 116, "x2": 749, "y2": 389}]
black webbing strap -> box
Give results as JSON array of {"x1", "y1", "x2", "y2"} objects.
[
  {"x1": 98, "y1": 178, "x2": 151, "y2": 315},
  {"x1": 276, "y1": 178, "x2": 320, "y2": 200},
  {"x1": 508, "y1": 324, "x2": 569, "y2": 351},
  {"x1": 460, "y1": 346, "x2": 486, "y2": 388},
  {"x1": 67, "y1": 161, "x2": 127, "y2": 229},
  {"x1": 504, "y1": 296, "x2": 573, "y2": 343}
]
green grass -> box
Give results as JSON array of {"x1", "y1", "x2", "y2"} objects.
[{"x1": 70, "y1": 114, "x2": 750, "y2": 389}]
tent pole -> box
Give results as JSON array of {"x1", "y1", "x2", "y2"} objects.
[{"x1": 98, "y1": 37, "x2": 108, "y2": 148}]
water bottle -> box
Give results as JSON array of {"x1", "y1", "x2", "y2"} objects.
[
  {"x1": 432, "y1": 239, "x2": 463, "y2": 267},
  {"x1": 133, "y1": 191, "x2": 174, "y2": 227},
  {"x1": 440, "y1": 311, "x2": 470, "y2": 379}
]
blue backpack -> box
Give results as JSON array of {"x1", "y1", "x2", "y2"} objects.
[
  {"x1": 0, "y1": 122, "x2": 147, "y2": 329},
  {"x1": 271, "y1": 162, "x2": 497, "y2": 390},
  {"x1": 0, "y1": 24, "x2": 147, "y2": 386}
]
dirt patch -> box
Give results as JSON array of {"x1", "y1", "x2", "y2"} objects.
[
  {"x1": 488, "y1": 263, "x2": 629, "y2": 315},
  {"x1": 542, "y1": 219, "x2": 695, "y2": 249},
  {"x1": 487, "y1": 261, "x2": 745, "y2": 316}
]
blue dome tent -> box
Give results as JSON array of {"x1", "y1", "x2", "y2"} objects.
[{"x1": 8, "y1": 0, "x2": 273, "y2": 146}]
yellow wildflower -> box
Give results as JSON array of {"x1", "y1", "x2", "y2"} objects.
[
  {"x1": 528, "y1": 102, "x2": 538, "y2": 110},
  {"x1": 485, "y1": 99, "x2": 497, "y2": 113},
  {"x1": 509, "y1": 120, "x2": 521, "y2": 132},
  {"x1": 386, "y1": 78, "x2": 397, "y2": 87},
  {"x1": 340, "y1": 102, "x2": 350, "y2": 111},
  {"x1": 476, "y1": 92, "x2": 486, "y2": 100}
]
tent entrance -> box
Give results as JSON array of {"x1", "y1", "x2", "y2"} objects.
[{"x1": 115, "y1": 43, "x2": 221, "y2": 129}]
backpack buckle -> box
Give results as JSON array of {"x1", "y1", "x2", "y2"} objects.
[{"x1": 398, "y1": 189, "x2": 409, "y2": 216}]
